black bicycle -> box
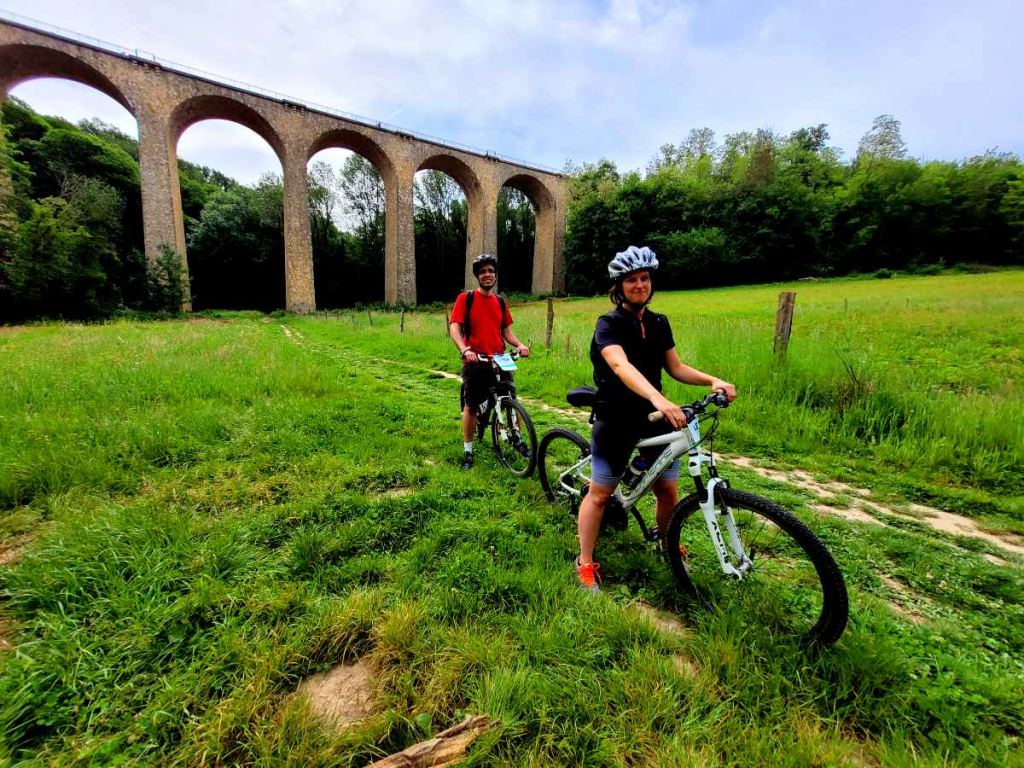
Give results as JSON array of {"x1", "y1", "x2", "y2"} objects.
[
  {"x1": 471, "y1": 351, "x2": 537, "y2": 478},
  {"x1": 538, "y1": 388, "x2": 849, "y2": 645}
]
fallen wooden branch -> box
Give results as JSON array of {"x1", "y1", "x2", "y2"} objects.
[{"x1": 366, "y1": 715, "x2": 498, "y2": 767}]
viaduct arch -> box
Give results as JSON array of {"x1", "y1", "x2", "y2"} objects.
[{"x1": 0, "y1": 17, "x2": 567, "y2": 310}]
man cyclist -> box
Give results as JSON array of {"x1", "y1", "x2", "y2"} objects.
[
  {"x1": 449, "y1": 253, "x2": 530, "y2": 471},
  {"x1": 576, "y1": 246, "x2": 737, "y2": 593}
]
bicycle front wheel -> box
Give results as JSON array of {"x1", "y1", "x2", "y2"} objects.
[
  {"x1": 491, "y1": 398, "x2": 537, "y2": 478},
  {"x1": 537, "y1": 427, "x2": 590, "y2": 509},
  {"x1": 665, "y1": 489, "x2": 848, "y2": 645}
]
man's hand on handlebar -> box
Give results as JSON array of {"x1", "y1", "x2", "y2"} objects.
[
  {"x1": 462, "y1": 349, "x2": 479, "y2": 363},
  {"x1": 710, "y1": 379, "x2": 737, "y2": 402},
  {"x1": 516, "y1": 344, "x2": 530, "y2": 358},
  {"x1": 650, "y1": 392, "x2": 688, "y2": 429}
]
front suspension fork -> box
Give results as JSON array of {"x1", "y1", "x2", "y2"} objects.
[{"x1": 692, "y1": 473, "x2": 752, "y2": 579}]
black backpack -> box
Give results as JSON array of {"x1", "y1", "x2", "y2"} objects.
[{"x1": 456, "y1": 290, "x2": 508, "y2": 343}]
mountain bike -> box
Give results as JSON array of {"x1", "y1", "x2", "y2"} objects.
[
  {"x1": 538, "y1": 387, "x2": 849, "y2": 645},
  {"x1": 470, "y1": 351, "x2": 537, "y2": 478}
]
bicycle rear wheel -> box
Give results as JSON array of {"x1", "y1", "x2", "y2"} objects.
[
  {"x1": 492, "y1": 398, "x2": 537, "y2": 478},
  {"x1": 537, "y1": 427, "x2": 591, "y2": 513},
  {"x1": 665, "y1": 488, "x2": 848, "y2": 645}
]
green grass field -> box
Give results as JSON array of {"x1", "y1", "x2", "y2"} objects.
[{"x1": 1, "y1": 271, "x2": 1023, "y2": 765}]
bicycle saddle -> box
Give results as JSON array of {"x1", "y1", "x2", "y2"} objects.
[{"x1": 566, "y1": 386, "x2": 597, "y2": 408}]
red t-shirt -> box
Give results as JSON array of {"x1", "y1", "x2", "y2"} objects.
[{"x1": 451, "y1": 290, "x2": 514, "y2": 355}]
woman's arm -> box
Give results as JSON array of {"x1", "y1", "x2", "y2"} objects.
[
  {"x1": 663, "y1": 348, "x2": 737, "y2": 400},
  {"x1": 601, "y1": 344, "x2": 687, "y2": 428}
]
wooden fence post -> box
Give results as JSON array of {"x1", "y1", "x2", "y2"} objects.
[
  {"x1": 400, "y1": 309, "x2": 405, "y2": 333},
  {"x1": 773, "y1": 291, "x2": 797, "y2": 358},
  {"x1": 545, "y1": 297, "x2": 554, "y2": 348},
  {"x1": 367, "y1": 309, "x2": 373, "y2": 327}
]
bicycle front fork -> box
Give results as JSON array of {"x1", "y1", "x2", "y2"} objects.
[{"x1": 695, "y1": 476, "x2": 753, "y2": 579}]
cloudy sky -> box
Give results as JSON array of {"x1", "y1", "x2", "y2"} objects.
[{"x1": 4, "y1": 0, "x2": 1021, "y2": 185}]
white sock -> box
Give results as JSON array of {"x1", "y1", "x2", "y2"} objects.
[{"x1": 464, "y1": 442, "x2": 473, "y2": 453}]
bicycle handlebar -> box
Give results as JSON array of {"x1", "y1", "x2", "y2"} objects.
[
  {"x1": 647, "y1": 389, "x2": 729, "y2": 423},
  {"x1": 475, "y1": 350, "x2": 523, "y2": 363}
]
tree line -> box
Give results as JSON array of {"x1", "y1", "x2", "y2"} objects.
[
  {"x1": 563, "y1": 116, "x2": 1023, "y2": 296},
  {"x1": 0, "y1": 97, "x2": 537, "y2": 321},
  {"x1": 3, "y1": 99, "x2": 1021, "y2": 322}
]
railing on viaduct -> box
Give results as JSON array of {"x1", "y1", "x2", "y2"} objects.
[{"x1": 0, "y1": 13, "x2": 568, "y2": 310}]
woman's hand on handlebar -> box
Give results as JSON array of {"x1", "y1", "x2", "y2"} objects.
[
  {"x1": 651, "y1": 392, "x2": 687, "y2": 429},
  {"x1": 710, "y1": 379, "x2": 737, "y2": 402}
]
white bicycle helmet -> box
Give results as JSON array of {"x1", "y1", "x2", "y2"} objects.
[{"x1": 608, "y1": 246, "x2": 658, "y2": 279}]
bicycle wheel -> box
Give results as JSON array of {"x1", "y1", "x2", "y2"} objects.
[
  {"x1": 665, "y1": 488, "x2": 849, "y2": 645},
  {"x1": 537, "y1": 427, "x2": 590, "y2": 508},
  {"x1": 491, "y1": 398, "x2": 537, "y2": 478}
]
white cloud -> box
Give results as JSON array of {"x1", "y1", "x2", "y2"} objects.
[{"x1": 3, "y1": 0, "x2": 1021, "y2": 185}]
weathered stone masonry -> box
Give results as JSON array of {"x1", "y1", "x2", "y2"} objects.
[{"x1": 0, "y1": 20, "x2": 568, "y2": 310}]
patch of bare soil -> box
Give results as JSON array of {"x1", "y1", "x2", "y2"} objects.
[
  {"x1": 0, "y1": 326, "x2": 27, "y2": 335},
  {"x1": 634, "y1": 600, "x2": 690, "y2": 639},
  {"x1": 727, "y1": 457, "x2": 1024, "y2": 561},
  {"x1": 726, "y1": 456, "x2": 871, "y2": 500},
  {"x1": 188, "y1": 317, "x2": 230, "y2": 326},
  {"x1": 429, "y1": 369, "x2": 461, "y2": 381},
  {"x1": 877, "y1": 574, "x2": 930, "y2": 625},
  {"x1": 0, "y1": 533, "x2": 34, "y2": 567},
  {"x1": 671, "y1": 654, "x2": 699, "y2": 680},
  {"x1": 808, "y1": 503, "x2": 882, "y2": 527},
  {"x1": 0, "y1": 617, "x2": 14, "y2": 652},
  {"x1": 298, "y1": 659, "x2": 376, "y2": 730}
]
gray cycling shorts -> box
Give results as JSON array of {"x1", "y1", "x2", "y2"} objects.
[{"x1": 589, "y1": 418, "x2": 681, "y2": 488}]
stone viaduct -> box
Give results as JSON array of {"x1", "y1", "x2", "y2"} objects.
[{"x1": 0, "y1": 17, "x2": 568, "y2": 310}]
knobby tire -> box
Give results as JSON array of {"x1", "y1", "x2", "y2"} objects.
[
  {"x1": 492, "y1": 398, "x2": 537, "y2": 478},
  {"x1": 665, "y1": 488, "x2": 849, "y2": 645}
]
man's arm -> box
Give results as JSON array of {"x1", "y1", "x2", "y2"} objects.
[
  {"x1": 663, "y1": 348, "x2": 737, "y2": 400},
  {"x1": 502, "y1": 325, "x2": 529, "y2": 357},
  {"x1": 450, "y1": 322, "x2": 477, "y2": 362}
]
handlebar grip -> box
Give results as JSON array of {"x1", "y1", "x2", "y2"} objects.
[{"x1": 649, "y1": 407, "x2": 696, "y2": 424}]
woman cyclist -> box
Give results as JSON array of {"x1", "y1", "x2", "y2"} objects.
[{"x1": 576, "y1": 246, "x2": 737, "y2": 593}]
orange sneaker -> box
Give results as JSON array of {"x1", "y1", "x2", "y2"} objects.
[{"x1": 575, "y1": 559, "x2": 601, "y2": 594}]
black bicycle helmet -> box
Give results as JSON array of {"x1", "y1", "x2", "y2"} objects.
[{"x1": 472, "y1": 253, "x2": 498, "y2": 276}]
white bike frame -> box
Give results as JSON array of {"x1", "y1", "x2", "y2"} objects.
[{"x1": 558, "y1": 414, "x2": 754, "y2": 579}]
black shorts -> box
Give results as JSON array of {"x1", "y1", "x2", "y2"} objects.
[{"x1": 460, "y1": 362, "x2": 513, "y2": 411}]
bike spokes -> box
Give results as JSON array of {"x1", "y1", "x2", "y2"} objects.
[
  {"x1": 491, "y1": 399, "x2": 537, "y2": 478},
  {"x1": 668, "y1": 490, "x2": 847, "y2": 644}
]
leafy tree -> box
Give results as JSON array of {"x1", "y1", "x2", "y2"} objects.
[
  {"x1": 0, "y1": 197, "x2": 118, "y2": 320},
  {"x1": 186, "y1": 176, "x2": 285, "y2": 311},
  {"x1": 497, "y1": 186, "x2": 536, "y2": 293},
  {"x1": 857, "y1": 114, "x2": 908, "y2": 165},
  {"x1": 414, "y1": 170, "x2": 466, "y2": 303}
]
